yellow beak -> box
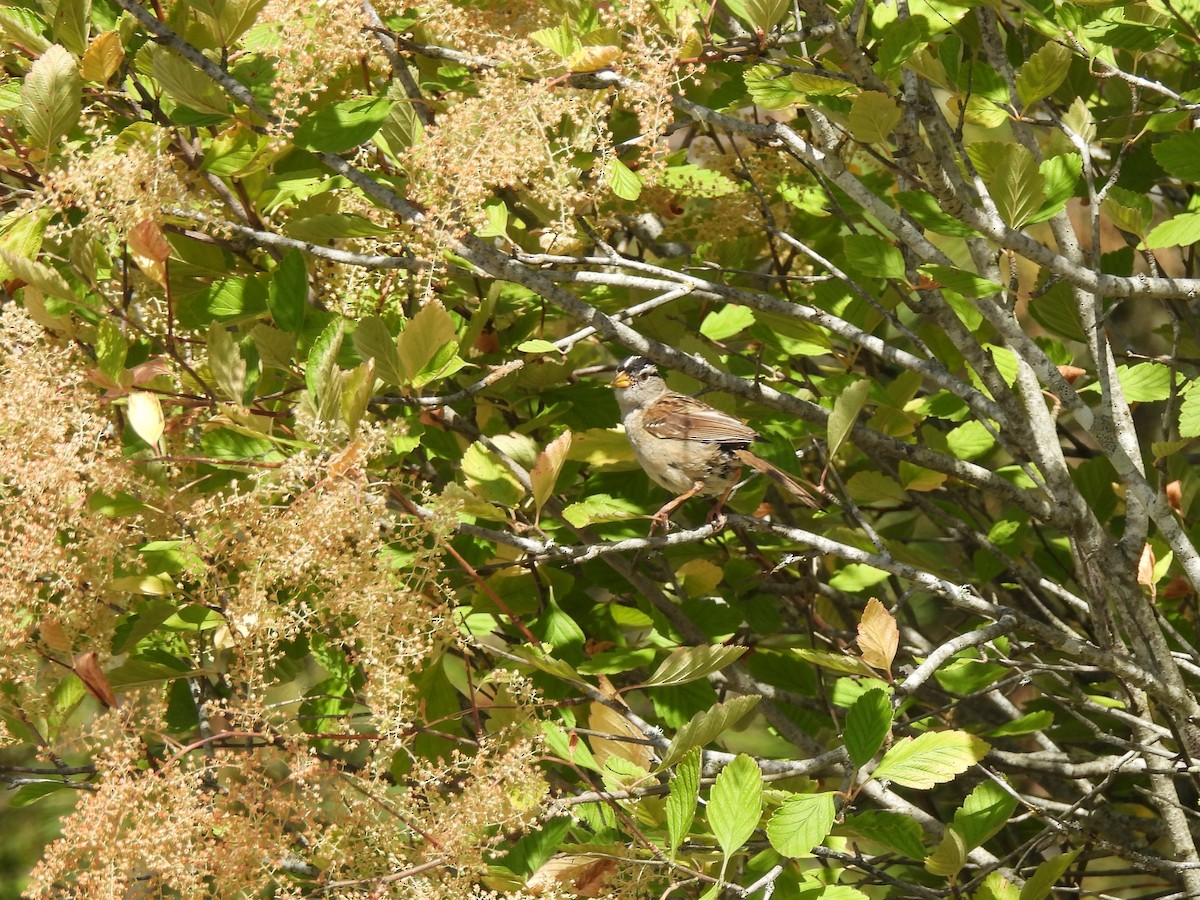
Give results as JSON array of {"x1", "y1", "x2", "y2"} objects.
[{"x1": 611, "y1": 371, "x2": 632, "y2": 388}]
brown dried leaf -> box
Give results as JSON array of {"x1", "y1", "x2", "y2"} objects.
[
  {"x1": 588, "y1": 701, "x2": 653, "y2": 771},
  {"x1": 530, "y1": 430, "x2": 572, "y2": 515},
  {"x1": 74, "y1": 651, "x2": 116, "y2": 708},
  {"x1": 39, "y1": 618, "x2": 72, "y2": 653},
  {"x1": 858, "y1": 598, "x2": 899, "y2": 675},
  {"x1": 1166, "y1": 480, "x2": 1183, "y2": 514}
]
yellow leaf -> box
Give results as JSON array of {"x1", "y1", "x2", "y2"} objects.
[
  {"x1": 531, "y1": 430, "x2": 572, "y2": 514},
  {"x1": 858, "y1": 597, "x2": 898, "y2": 675},
  {"x1": 588, "y1": 701, "x2": 653, "y2": 771},
  {"x1": 566, "y1": 45, "x2": 622, "y2": 72},
  {"x1": 81, "y1": 31, "x2": 123, "y2": 83},
  {"x1": 126, "y1": 391, "x2": 164, "y2": 448}
]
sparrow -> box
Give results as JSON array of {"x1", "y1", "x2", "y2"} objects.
[{"x1": 611, "y1": 355, "x2": 819, "y2": 530}]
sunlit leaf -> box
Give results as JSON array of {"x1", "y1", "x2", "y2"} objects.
[{"x1": 873, "y1": 731, "x2": 989, "y2": 789}]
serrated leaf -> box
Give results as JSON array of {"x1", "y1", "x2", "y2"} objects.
[
  {"x1": 606, "y1": 156, "x2": 642, "y2": 201},
  {"x1": 463, "y1": 442, "x2": 525, "y2": 507},
  {"x1": 1019, "y1": 848, "x2": 1081, "y2": 900},
  {"x1": 709, "y1": 754, "x2": 762, "y2": 857},
  {"x1": 841, "y1": 809, "x2": 926, "y2": 858},
  {"x1": 531, "y1": 431, "x2": 572, "y2": 514},
  {"x1": 1116, "y1": 363, "x2": 1171, "y2": 402},
  {"x1": 305, "y1": 317, "x2": 345, "y2": 422},
  {"x1": 340, "y1": 359, "x2": 373, "y2": 433},
  {"x1": 0, "y1": 208, "x2": 53, "y2": 281},
  {"x1": 1152, "y1": 131, "x2": 1200, "y2": 182},
  {"x1": 792, "y1": 648, "x2": 878, "y2": 677},
  {"x1": 843, "y1": 234, "x2": 906, "y2": 280},
  {"x1": 739, "y1": 0, "x2": 788, "y2": 31},
  {"x1": 896, "y1": 191, "x2": 981, "y2": 237},
  {"x1": 589, "y1": 701, "x2": 653, "y2": 771},
  {"x1": 657, "y1": 695, "x2": 760, "y2": 769},
  {"x1": 267, "y1": 249, "x2": 306, "y2": 333},
  {"x1": 126, "y1": 391, "x2": 164, "y2": 448},
  {"x1": 1180, "y1": 388, "x2": 1200, "y2": 439},
  {"x1": 642, "y1": 645, "x2": 747, "y2": 688},
  {"x1": 397, "y1": 299, "x2": 457, "y2": 383},
  {"x1": 353, "y1": 316, "x2": 404, "y2": 386},
  {"x1": 954, "y1": 779, "x2": 1017, "y2": 850},
  {"x1": 560, "y1": 493, "x2": 642, "y2": 526},
  {"x1": 858, "y1": 598, "x2": 899, "y2": 674},
  {"x1": 977, "y1": 871, "x2": 1021, "y2": 900},
  {"x1": 1143, "y1": 212, "x2": 1200, "y2": 251},
  {"x1": 988, "y1": 709, "x2": 1055, "y2": 739},
  {"x1": 744, "y1": 64, "x2": 805, "y2": 109},
  {"x1": 149, "y1": 45, "x2": 228, "y2": 115},
  {"x1": 849, "y1": 91, "x2": 901, "y2": 144},
  {"x1": 873, "y1": 731, "x2": 989, "y2": 789},
  {"x1": 924, "y1": 827, "x2": 968, "y2": 876},
  {"x1": 700, "y1": 305, "x2": 755, "y2": 341},
  {"x1": 918, "y1": 264, "x2": 1003, "y2": 298},
  {"x1": 666, "y1": 748, "x2": 700, "y2": 856},
  {"x1": 295, "y1": 96, "x2": 392, "y2": 153},
  {"x1": 828, "y1": 379, "x2": 869, "y2": 459},
  {"x1": 566, "y1": 44, "x2": 622, "y2": 72},
  {"x1": 20, "y1": 44, "x2": 82, "y2": 152},
  {"x1": 947, "y1": 420, "x2": 995, "y2": 460},
  {"x1": 968, "y1": 142, "x2": 1046, "y2": 229},
  {"x1": 1033, "y1": 154, "x2": 1081, "y2": 223},
  {"x1": 845, "y1": 687, "x2": 893, "y2": 768},
  {"x1": 1015, "y1": 42, "x2": 1071, "y2": 108},
  {"x1": 766, "y1": 792, "x2": 837, "y2": 857},
  {"x1": 207, "y1": 324, "x2": 247, "y2": 402}
]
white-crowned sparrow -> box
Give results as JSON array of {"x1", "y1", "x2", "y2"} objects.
[{"x1": 611, "y1": 355, "x2": 819, "y2": 529}]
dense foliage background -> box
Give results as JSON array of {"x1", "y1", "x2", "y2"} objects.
[{"x1": 3, "y1": 0, "x2": 1200, "y2": 896}]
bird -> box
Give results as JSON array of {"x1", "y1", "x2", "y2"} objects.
[{"x1": 611, "y1": 355, "x2": 819, "y2": 531}]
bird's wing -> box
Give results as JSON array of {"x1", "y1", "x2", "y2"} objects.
[{"x1": 641, "y1": 392, "x2": 759, "y2": 444}]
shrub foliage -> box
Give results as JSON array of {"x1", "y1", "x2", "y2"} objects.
[{"x1": 2, "y1": 0, "x2": 1200, "y2": 896}]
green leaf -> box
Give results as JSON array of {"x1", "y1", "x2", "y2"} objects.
[
  {"x1": 977, "y1": 872, "x2": 1021, "y2": 900},
  {"x1": 744, "y1": 64, "x2": 805, "y2": 109},
  {"x1": 988, "y1": 710, "x2": 1056, "y2": 739},
  {"x1": 700, "y1": 305, "x2": 756, "y2": 341},
  {"x1": 1180, "y1": 387, "x2": 1200, "y2": 439},
  {"x1": 149, "y1": 45, "x2": 229, "y2": 116},
  {"x1": 295, "y1": 97, "x2": 393, "y2": 153},
  {"x1": 560, "y1": 493, "x2": 642, "y2": 526},
  {"x1": 946, "y1": 420, "x2": 995, "y2": 460},
  {"x1": 844, "y1": 687, "x2": 893, "y2": 768},
  {"x1": 738, "y1": 0, "x2": 788, "y2": 31},
  {"x1": 709, "y1": 754, "x2": 762, "y2": 858},
  {"x1": 841, "y1": 810, "x2": 926, "y2": 858},
  {"x1": 1143, "y1": 212, "x2": 1200, "y2": 250},
  {"x1": 828, "y1": 379, "x2": 870, "y2": 459},
  {"x1": 0, "y1": 207, "x2": 53, "y2": 281},
  {"x1": 530, "y1": 430, "x2": 572, "y2": 514},
  {"x1": 19, "y1": 44, "x2": 81, "y2": 152},
  {"x1": 666, "y1": 748, "x2": 700, "y2": 856},
  {"x1": 476, "y1": 200, "x2": 509, "y2": 239},
  {"x1": 1102, "y1": 185, "x2": 1151, "y2": 237},
  {"x1": 842, "y1": 234, "x2": 906, "y2": 280},
  {"x1": 924, "y1": 827, "x2": 967, "y2": 877},
  {"x1": 1116, "y1": 363, "x2": 1171, "y2": 402},
  {"x1": 1015, "y1": 42, "x2": 1071, "y2": 108},
  {"x1": 875, "y1": 15, "x2": 928, "y2": 79},
  {"x1": 606, "y1": 156, "x2": 643, "y2": 201},
  {"x1": 1033, "y1": 154, "x2": 1081, "y2": 223},
  {"x1": 397, "y1": 299, "x2": 458, "y2": 383},
  {"x1": 791, "y1": 648, "x2": 878, "y2": 677},
  {"x1": 10, "y1": 781, "x2": 75, "y2": 808},
  {"x1": 353, "y1": 316, "x2": 404, "y2": 385},
  {"x1": 517, "y1": 339, "x2": 562, "y2": 354},
  {"x1": 657, "y1": 695, "x2": 760, "y2": 769},
  {"x1": 1153, "y1": 131, "x2": 1200, "y2": 182},
  {"x1": 207, "y1": 324, "x2": 247, "y2": 402},
  {"x1": 1019, "y1": 848, "x2": 1081, "y2": 900},
  {"x1": 642, "y1": 645, "x2": 748, "y2": 688},
  {"x1": 1027, "y1": 282, "x2": 1086, "y2": 342},
  {"x1": 266, "y1": 249, "x2": 307, "y2": 333},
  {"x1": 954, "y1": 779, "x2": 1017, "y2": 850},
  {"x1": 849, "y1": 91, "x2": 901, "y2": 144},
  {"x1": 94, "y1": 317, "x2": 127, "y2": 383},
  {"x1": 463, "y1": 442, "x2": 525, "y2": 507},
  {"x1": 896, "y1": 191, "x2": 981, "y2": 237},
  {"x1": 968, "y1": 142, "x2": 1046, "y2": 229},
  {"x1": 766, "y1": 792, "x2": 837, "y2": 857},
  {"x1": 872, "y1": 730, "x2": 989, "y2": 789},
  {"x1": 51, "y1": 0, "x2": 90, "y2": 57},
  {"x1": 918, "y1": 264, "x2": 1003, "y2": 298},
  {"x1": 305, "y1": 317, "x2": 345, "y2": 418}
]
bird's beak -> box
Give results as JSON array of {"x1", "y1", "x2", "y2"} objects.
[{"x1": 611, "y1": 371, "x2": 632, "y2": 389}]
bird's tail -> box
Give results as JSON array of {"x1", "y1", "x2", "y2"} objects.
[{"x1": 734, "y1": 449, "x2": 824, "y2": 509}]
